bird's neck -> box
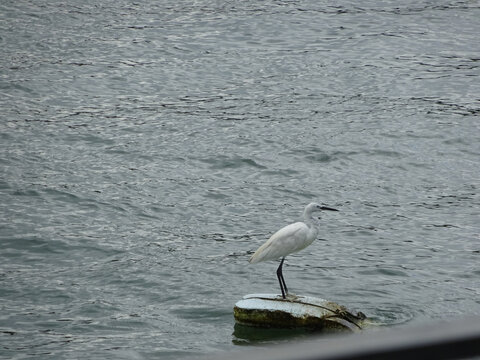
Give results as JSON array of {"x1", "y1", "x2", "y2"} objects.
[{"x1": 304, "y1": 211, "x2": 320, "y2": 228}]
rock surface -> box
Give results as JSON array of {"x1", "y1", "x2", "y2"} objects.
[{"x1": 234, "y1": 294, "x2": 367, "y2": 332}]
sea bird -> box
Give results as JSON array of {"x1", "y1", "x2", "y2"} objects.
[{"x1": 249, "y1": 203, "x2": 338, "y2": 299}]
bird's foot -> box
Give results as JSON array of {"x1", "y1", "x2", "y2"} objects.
[
  {"x1": 286, "y1": 293, "x2": 299, "y2": 301},
  {"x1": 278, "y1": 293, "x2": 298, "y2": 301}
]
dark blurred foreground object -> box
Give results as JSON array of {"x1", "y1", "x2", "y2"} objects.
[
  {"x1": 234, "y1": 294, "x2": 368, "y2": 332},
  {"x1": 208, "y1": 315, "x2": 480, "y2": 360}
]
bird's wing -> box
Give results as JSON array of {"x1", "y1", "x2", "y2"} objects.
[{"x1": 249, "y1": 222, "x2": 310, "y2": 264}]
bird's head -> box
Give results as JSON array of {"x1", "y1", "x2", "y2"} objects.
[{"x1": 306, "y1": 202, "x2": 339, "y2": 214}]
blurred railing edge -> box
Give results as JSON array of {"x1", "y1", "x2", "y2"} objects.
[{"x1": 198, "y1": 315, "x2": 480, "y2": 360}]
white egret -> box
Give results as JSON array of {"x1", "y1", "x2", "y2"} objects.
[{"x1": 249, "y1": 203, "x2": 338, "y2": 299}]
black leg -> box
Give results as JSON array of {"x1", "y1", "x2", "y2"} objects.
[
  {"x1": 276, "y1": 257, "x2": 288, "y2": 299},
  {"x1": 279, "y1": 258, "x2": 288, "y2": 295},
  {"x1": 281, "y1": 271, "x2": 288, "y2": 295}
]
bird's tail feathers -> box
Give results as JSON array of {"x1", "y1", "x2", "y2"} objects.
[
  {"x1": 249, "y1": 241, "x2": 272, "y2": 264},
  {"x1": 249, "y1": 253, "x2": 260, "y2": 264}
]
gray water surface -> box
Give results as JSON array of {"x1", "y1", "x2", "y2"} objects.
[{"x1": 1, "y1": 0, "x2": 479, "y2": 359}]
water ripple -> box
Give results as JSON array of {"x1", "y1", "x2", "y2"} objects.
[{"x1": 1, "y1": 0, "x2": 479, "y2": 358}]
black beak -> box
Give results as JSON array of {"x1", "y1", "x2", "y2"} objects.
[{"x1": 320, "y1": 206, "x2": 339, "y2": 211}]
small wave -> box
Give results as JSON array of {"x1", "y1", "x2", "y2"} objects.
[{"x1": 200, "y1": 155, "x2": 267, "y2": 170}]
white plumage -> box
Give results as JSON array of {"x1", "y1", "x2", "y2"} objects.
[
  {"x1": 249, "y1": 222, "x2": 314, "y2": 264},
  {"x1": 249, "y1": 202, "x2": 338, "y2": 298}
]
